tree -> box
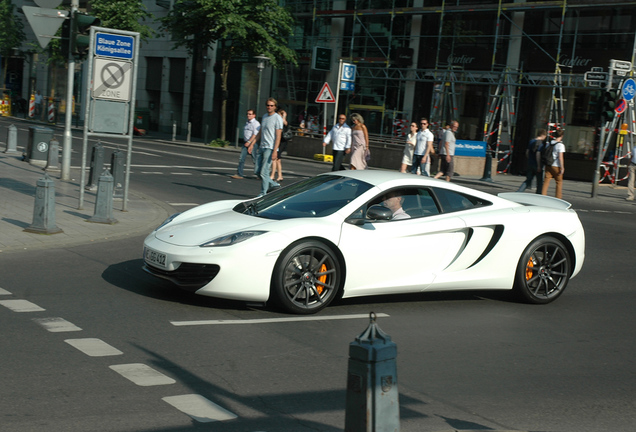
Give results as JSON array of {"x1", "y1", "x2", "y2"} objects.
[
  {"x1": 160, "y1": 0, "x2": 297, "y2": 140},
  {"x1": 90, "y1": 0, "x2": 154, "y2": 41},
  {"x1": 0, "y1": 0, "x2": 26, "y2": 90}
]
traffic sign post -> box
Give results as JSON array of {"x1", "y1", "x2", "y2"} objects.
[{"x1": 78, "y1": 26, "x2": 140, "y2": 212}]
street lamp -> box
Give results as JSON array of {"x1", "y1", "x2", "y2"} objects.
[{"x1": 254, "y1": 55, "x2": 270, "y2": 115}]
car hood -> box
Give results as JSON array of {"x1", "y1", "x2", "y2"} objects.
[{"x1": 154, "y1": 210, "x2": 268, "y2": 246}]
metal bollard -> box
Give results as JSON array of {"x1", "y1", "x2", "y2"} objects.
[
  {"x1": 45, "y1": 138, "x2": 60, "y2": 171},
  {"x1": 4, "y1": 124, "x2": 18, "y2": 153},
  {"x1": 110, "y1": 149, "x2": 125, "y2": 198},
  {"x1": 172, "y1": 121, "x2": 177, "y2": 141},
  {"x1": 86, "y1": 142, "x2": 105, "y2": 190},
  {"x1": 24, "y1": 173, "x2": 63, "y2": 234},
  {"x1": 480, "y1": 146, "x2": 494, "y2": 182},
  {"x1": 87, "y1": 170, "x2": 118, "y2": 224},
  {"x1": 345, "y1": 312, "x2": 399, "y2": 432}
]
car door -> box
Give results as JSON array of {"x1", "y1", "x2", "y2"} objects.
[{"x1": 337, "y1": 187, "x2": 468, "y2": 297}]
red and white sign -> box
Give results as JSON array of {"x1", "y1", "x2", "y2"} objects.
[
  {"x1": 616, "y1": 98, "x2": 627, "y2": 114},
  {"x1": 315, "y1": 82, "x2": 335, "y2": 103}
]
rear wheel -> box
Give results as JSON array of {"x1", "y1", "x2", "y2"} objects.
[
  {"x1": 272, "y1": 241, "x2": 342, "y2": 314},
  {"x1": 514, "y1": 236, "x2": 571, "y2": 304}
]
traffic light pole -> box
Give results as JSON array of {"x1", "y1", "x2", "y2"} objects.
[{"x1": 61, "y1": 0, "x2": 78, "y2": 181}]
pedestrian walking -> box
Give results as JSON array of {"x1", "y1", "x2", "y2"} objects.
[
  {"x1": 244, "y1": 97, "x2": 283, "y2": 197},
  {"x1": 517, "y1": 129, "x2": 547, "y2": 193},
  {"x1": 411, "y1": 118, "x2": 434, "y2": 176},
  {"x1": 350, "y1": 113, "x2": 369, "y2": 170},
  {"x1": 323, "y1": 114, "x2": 352, "y2": 171},
  {"x1": 540, "y1": 129, "x2": 566, "y2": 199},
  {"x1": 400, "y1": 122, "x2": 418, "y2": 173},
  {"x1": 434, "y1": 120, "x2": 458, "y2": 181},
  {"x1": 231, "y1": 109, "x2": 260, "y2": 179}
]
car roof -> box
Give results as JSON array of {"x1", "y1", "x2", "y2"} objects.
[{"x1": 320, "y1": 169, "x2": 493, "y2": 195}]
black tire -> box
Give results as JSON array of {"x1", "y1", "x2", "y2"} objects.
[
  {"x1": 514, "y1": 236, "x2": 571, "y2": 304},
  {"x1": 272, "y1": 241, "x2": 342, "y2": 314}
]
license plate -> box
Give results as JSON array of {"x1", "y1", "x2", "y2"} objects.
[{"x1": 144, "y1": 247, "x2": 167, "y2": 268}]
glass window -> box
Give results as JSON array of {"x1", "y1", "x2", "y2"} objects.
[
  {"x1": 432, "y1": 187, "x2": 491, "y2": 213},
  {"x1": 234, "y1": 176, "x2": 373, "y2": 220}
]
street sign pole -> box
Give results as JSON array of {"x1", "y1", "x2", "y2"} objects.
[{"x1": 61, "y1": 0, "x2": 78, "y2": 181}]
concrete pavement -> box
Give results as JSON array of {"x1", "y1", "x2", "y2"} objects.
[{"x1": 1, "y1": 118, "x2": 632, "y2": 255}]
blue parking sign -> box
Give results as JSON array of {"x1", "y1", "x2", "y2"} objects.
[{"x1": 342, "y1": 63, "x2": 356, "y2": 82}]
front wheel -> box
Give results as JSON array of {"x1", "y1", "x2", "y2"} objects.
[
  {"x1": 514, "y1": 236, "x2": 571, "y2": 304},
  {"x1": 272, "y1": 241, "x2": 342, "y2": 314}
]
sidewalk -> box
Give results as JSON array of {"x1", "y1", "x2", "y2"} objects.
[
  {"x1": 0, "y1": 150, "x2": 172, "y2": 254},
  {"x1": 1, "y1": 119, "x2": 631, "y2": 255}
]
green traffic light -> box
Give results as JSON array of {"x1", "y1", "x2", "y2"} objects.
[{"x1": 71, "y1": 11, "x2": 101, "y2": 58}]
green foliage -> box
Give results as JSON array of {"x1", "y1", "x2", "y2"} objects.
[
  {"x1": 208, "y1": 138, "x2": 230, "y2": 147},
  {"x1": 90, "y1": 0, "x2": 154, "y2": 41},
  {"x1": 160, "y1": 0, "x2": 297, "y2": 68},
  {"x1": 0, "y1": 0, "x2": 25, "y2": 57}
]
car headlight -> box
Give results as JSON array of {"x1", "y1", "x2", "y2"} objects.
[
  {"x1": 200, "y1": 231, "x2": 266, "y2": 247},
  {"x1": 155, "y1": 213, "x2": 181, "y2": 231}
]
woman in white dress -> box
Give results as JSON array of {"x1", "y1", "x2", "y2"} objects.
[{"x1": 400, "y1": 122, "x2": 418, "y2": 173}]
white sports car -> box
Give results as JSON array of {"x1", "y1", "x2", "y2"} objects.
[{"x1": 143, "y1": 170, "x2": 585, "y2": 314}]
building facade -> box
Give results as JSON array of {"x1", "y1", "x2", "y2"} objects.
[{"x1": 6, "y1": 0, "x2": 636, "y2": 176}]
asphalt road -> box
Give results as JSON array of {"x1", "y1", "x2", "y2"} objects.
[{"x1": 2, "y1": 124, "x2": 636, "y2": 431}]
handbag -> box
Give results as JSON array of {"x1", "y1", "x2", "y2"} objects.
[
  {"x1": 282, "y1": 126, "x2": 293, "y2": 142},
  {"x1": 365, "y1": 147, "x2": 371, "y2": 162}
]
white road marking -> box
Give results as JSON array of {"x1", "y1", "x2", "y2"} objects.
[
  {"x1": 33, "y1": 317, "x2": 82, "y2": 332},
  {"x1": 65, "y1": 338, "x2": 123, "y2": 357},
  {"x1": 167, "y1": 203, "x2": 200, "y2": 207},
  {"x1": 170, "y1": 172, "x2": 193, "y2": 175},
  {"x1": 0, "y1": 287, "x2": 11, "y2": 295},
  {"x1": 170, "y1": 313, "x2": 390, "y2": 327},
  {"x1": 141, "y1": 171, "x2": 164, "y2": 175},
  {"x1": 0, "y1": 299, "x2": 45, "y2": 312},
  {"x1": 162, "y1": 394, "x2": 237, "y2": 422},
  {"x1": 109, "y1": 363, "x2": 176, "y2": 386}
]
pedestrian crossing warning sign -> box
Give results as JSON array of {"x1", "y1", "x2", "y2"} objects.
[{"x1": 315, "y1": 82, "x2": 335, "y2": 103}]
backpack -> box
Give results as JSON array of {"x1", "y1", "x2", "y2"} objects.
[{"x1": 540, "y1": 141, "x2": 556, "y2": 166}]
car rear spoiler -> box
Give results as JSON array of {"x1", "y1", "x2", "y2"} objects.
[{"x1": 498, "y1": 192, "x2": 572, "y2": 210}]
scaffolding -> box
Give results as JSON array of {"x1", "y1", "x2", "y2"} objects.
[
  {"x1": 482, "y1": 68, "x2": 519, "y2": 173},
  {"x1": 285, "y1": 0, "x2": 632, "y2": 161}
]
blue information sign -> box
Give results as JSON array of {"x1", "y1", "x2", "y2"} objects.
[
  {"x1": 95, "y1": 32, "x2": 134, "y2": 60},
  {"x1": 455, "y1": 140, "x2": 487, "y2": 157},
  {"x1": 342, "y1": 63, "x2": 356, "y2": 82},
  {"x1": 622, "y1": 78, "x2": 636, "y2": 101}
]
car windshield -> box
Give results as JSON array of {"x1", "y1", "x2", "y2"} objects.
[{"x1": 233, "y1": 176, "x2": 373, "y2": 220}]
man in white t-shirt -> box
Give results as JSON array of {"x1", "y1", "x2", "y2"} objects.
[
  {"x1": 411, "y1": 118, "x2": 434, "y2": 176},
  {"x1": 540, "y1": 129, "x2": 566, "y2": 199}
]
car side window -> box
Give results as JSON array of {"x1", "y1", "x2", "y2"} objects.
[
  {"x1": 432, "y1": 187, "x2": 491, "y2": 213},
  {"x1": 348, "y1": 187, "x2": 441, "y2": 222}
]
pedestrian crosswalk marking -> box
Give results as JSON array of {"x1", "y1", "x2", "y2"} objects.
[
  {"x1": 65, "y1": 338, "x2": 123, "y2": 357},
  {"x1": 110, "y1": 363, "x2": 176, "y2": 386},
  {"x1": 163, "y1": 394, "x2": 237, "y2": 422}
]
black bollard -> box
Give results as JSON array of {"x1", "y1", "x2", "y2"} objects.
[
  {"x1": 480, "y1": 146, "x2": 494, "y2": 182},
  {"x1": 86, "y1": 142, "x2": 105, "y2": 191}
]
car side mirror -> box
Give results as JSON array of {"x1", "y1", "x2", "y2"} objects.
[{"x1": 367, "y1": 205, "x2": 392, "y2": 221}]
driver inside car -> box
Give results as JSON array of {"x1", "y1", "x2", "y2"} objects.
[{"x1": 382, "y1": 191, "x2": 410, "y2": 220}]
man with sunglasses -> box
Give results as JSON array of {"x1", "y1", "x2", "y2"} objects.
[
  {"x1": 412, "y1": 118, "x2": 434, "y2": 176},
  {"x1": 245, "y1": 98, "x2": 284, "y2": 196},
  {"x1": 323, "y1": 114, "x2": 352, "y2": 171}
]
